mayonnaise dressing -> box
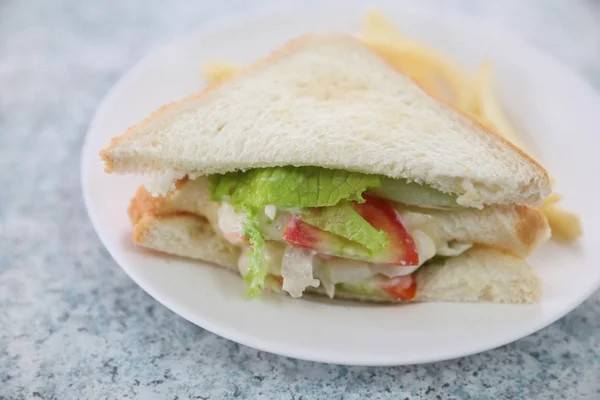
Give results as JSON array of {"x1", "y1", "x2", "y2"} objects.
[
  {"x1": 217, "y1": 203, "x2": 246, "y2": 245},
  {"x1": 144, "y1": 170, "x2": 186, "y2": 196}
]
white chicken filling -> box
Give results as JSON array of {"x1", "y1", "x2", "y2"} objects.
[{"x1": 218, "y1": 202, "x2": 472, "y2": 298}]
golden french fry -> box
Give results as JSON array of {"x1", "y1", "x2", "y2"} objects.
[
  {"x1": 361, "y1": 9, "x2": 472, "y2": 108},
  {"x1": 203, "y1": 61, "x2": 242, "y2": 85},
  {"x1": 542, "y1": 193, "x2": 562, "y2": 208},
  {"x1": 363, "y1": 37, "x2": 471, "y2": 106},
  {"x1": 542, "y1": 205, "x2": 583, "y2": 242},
  {"x1": 471, "y1": 62, "x2": 528, "y2": 150},
  {"x1": 363, "y1": 9, "x2": 405, "y2": 42}
]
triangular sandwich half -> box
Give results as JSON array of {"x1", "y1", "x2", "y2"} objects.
[{"x1": 101, "y1": 33, "x2": 551, "y2": 303}]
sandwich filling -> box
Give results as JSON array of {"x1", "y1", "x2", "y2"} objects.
[{"x1": 207, "y1": 166, "x2": 473, "y2": 300}]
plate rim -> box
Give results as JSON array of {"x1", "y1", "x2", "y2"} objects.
[{"x1": 81, "y1": 5, "x2": 600, "y2": 366}]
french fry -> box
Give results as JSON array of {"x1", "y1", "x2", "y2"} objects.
[
  {"x1": 203, "y1": 61, "x2": 242, "y2": 85},
  {"x1": 364, "y1": 39, "x2": 471, "y2": 105},
  {"x1": 471, "y1": 62, "x2": 528, "y2": 150},
  {"x1": 363, "y1": 9, "x2": 405, "y2": 42},
  {"x1": 542, "y1": 193, "x2": 562, "y2": 208},
  {"x1": 542, "y1": 205, "x2": 583, "y2": 242},
  {"x1": 361, "y1": 10, "x2": 471, "y2": 106}
]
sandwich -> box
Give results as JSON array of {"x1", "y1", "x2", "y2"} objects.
[{"x1": 100, "y1": 33, "x2": 551, "y2": 303}]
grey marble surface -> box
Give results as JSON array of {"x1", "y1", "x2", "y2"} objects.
[{"x1": 1, "y1": 0, "x2": 599, "y2": 399}]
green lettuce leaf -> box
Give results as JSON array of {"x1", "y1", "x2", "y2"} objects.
[
  {"x1": 300, "y1": 201, "x2": 388, "y2": 252},
  {"x1": 209, "y1": 167, "x2": 383, "y2": 208},
  {"x1": 241, "y1": 206, "x2": 268, "y2": 297},
  {"x1": 208, "y1": 172, "x2": 239, "y2": 201}
]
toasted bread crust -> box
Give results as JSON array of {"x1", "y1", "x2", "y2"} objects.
[
  {"x1": 127, "y1": 179, "x2": 191, "y2": 223},
  {"x1": 443, "y1": 104, "x2": 548, "y2": 184},
  {"x1": 128, "y1": 186, "x2": 162, "y2": 224},
  {"x1": 128, "y1": 181, "x2": 208, "y2": 244}
]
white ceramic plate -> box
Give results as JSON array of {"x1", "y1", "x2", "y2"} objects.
[{"x1": 82, "y1": 6, "x2": 600, "y2": 366}]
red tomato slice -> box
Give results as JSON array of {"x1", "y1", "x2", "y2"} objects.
[
  {"x1": 281, "y1": 216, "x2": 319, "y2": 250},
  {"x1": 282, "y1": 216, "x2": 371, "y2": 259},
  {"x1": 353, "y1": 194, "x2": 419, "y2": 266},
  {"x1": 380, "y1": 275, "x2": 417, "y2": 300},
  {"x1": 283, "y1": 195, "x2": 419, "y2": 266}
]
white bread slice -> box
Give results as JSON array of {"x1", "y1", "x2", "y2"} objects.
[
  {"x1": 101, "y1": 33, "x2": 550, "y2": 208},
  {"x1": 130, "y1": 212, "x2": 540, "y2": 304},
  {"x1": 413, "y1": 248, "x2": 540, "y2": 303},
  {"x1": 132, "y1": 214, "x2": 241, "y2": 269},
  {"x1": 402, "y1": 205, "x2": 550, "y2": 258},
  {"x1": 131, "y1": 177, "x2": 550, "y2": 258}
]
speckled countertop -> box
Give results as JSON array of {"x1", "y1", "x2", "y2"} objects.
[{"x1": 1, "y1": 0, "x2": 599, "y2": 399}]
